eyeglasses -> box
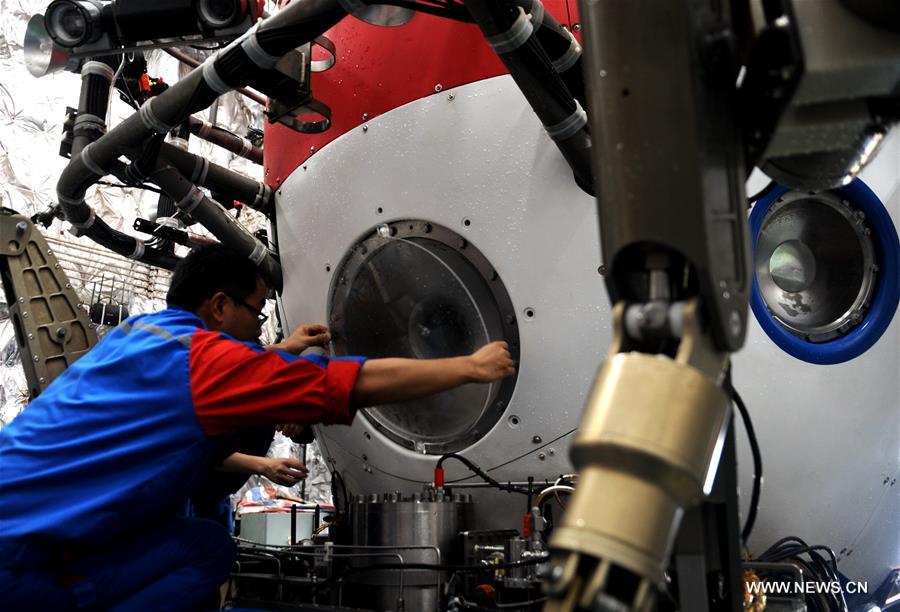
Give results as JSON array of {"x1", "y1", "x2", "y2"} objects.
[{"x1": 225, "y1": 293, "x2": 269, "y2": 325}]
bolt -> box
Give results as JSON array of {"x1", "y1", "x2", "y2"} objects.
[
  {"x1": 54, "y1": 264, "x2": 60, "y2": 269},
  {"x1": 18, "y1": 297, "x2": 24, "y2": 303},
  {"x1": 722, "y1": 290, "x2": 731, "y2": 300},
  {"x1": 309, "y1": 146, "x2": 316, "y2": 153},
  {"x1": 448, "y1": 93, "x2": 455, "y2": 101},
  {"x1": 598, "y1": 69, "x2": 607, "y2": 78},
  {"x1": 362, "y1": 125, "x2": 368, "y2": 132},
  {"x1": 598, "y1": 264, "x2": 607, "y2": 275},
  {"x1": 15, "y1": 221, "x2": 27, "y2": 234},
  {"x1": 65, "y1": 283, "x2": 71, "y2": 289},
  {"x1": 532, "y1": 435, "x2": 542, "y2": 444},
  {"x1": 538, "y1": 452, "x2": 546, "y2": 461},
  {"x1": 729, "y1": 310, "x2": 742, "y2": 337},
  {"x1": 572, "y1": 23, "x2": 581, "y2": 32},
  {"x1": 33, "y1": 355, "x2": 39, "y2": 362},
  {"x1": 27, "y1": 333, "x2": 33, "y2": 340},
  {"x1": 363, "y1": 112, "x2": 369, "y2": 120},
  {"x1": 434, "y1": 84, "x2": 443, "y2": 92},
  {"x1": 22, "y1": 312, "x2": 28, "y2": 318},
  {"x1": 548, "y1": 448, "x2": 555, "y2": 456},
  {"x1": 46, "y1": 250, "x2": 52, "y2": 255},
  {"x1": 39, "y1": 377, "x2": 45, "y2": 384},
  {"x1": 56, "y1": 328, "x2": 67, "y2": 338}
]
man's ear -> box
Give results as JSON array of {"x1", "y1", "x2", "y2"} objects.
[
  {"x1": 197, "y1": 291, "x2": 228, "y2": 329},
  {"x1": 206, "y1": 291, "x2": 230, "y2": 325}
]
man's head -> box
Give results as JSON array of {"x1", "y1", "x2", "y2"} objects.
[{"x1": 167, "y1": 244, "x2": 269, "y2": 342}]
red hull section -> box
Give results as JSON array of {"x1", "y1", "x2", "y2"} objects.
[{"x1": 264, "y1": 0, "x2": 579, "y2": 188}]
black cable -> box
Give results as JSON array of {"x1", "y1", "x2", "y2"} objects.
[
  {"x1": 757, "y1": 536, "x2": 847, "y2": 611},
  {"x1": 317, "y1": 555, "x2": 547, "y2": 593},
  {"x1": 96, "y1": 180, "x2": 165, "y2": 195},
  {"x1": 437, "y1": 453, "x2": 530, "y2": 495},
  {"x1": 724, "y1": 365, "x2": 762, "y2": 543}
]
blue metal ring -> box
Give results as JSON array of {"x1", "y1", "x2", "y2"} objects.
[{"x1": 749, "y1": 178, "x2": 899, "y2": 365}]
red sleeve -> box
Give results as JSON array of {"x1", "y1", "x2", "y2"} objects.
[{"x1": 189, "y1": 329, "x2": 363, "y2": 435}]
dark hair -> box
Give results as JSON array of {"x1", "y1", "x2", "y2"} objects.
[{"x1": 166, "y1": 244, "x2": 263, "y2": 311}]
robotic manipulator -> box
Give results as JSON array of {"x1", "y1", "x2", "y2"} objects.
[
  {"x1": 21, "y1": 0, "x2": 900, "y2": 610},
  {"x1": 548, "y1": 1, "x2": 900, "y2": 611}
]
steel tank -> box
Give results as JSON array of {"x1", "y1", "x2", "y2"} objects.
[{"x1": 347, "y1": 489, "x2": 473, "y2": 612}]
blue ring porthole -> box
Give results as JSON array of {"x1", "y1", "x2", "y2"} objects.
[{"x1": 749, "y1": 178, "x2": 899, "y2": 365}]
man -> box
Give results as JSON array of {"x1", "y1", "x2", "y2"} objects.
[{"x1": 0, "y1": 244, "x2": 515, "y2": 610}]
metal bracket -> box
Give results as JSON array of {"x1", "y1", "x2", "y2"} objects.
[{"x1": 0, "y1": 210, "x2": 98, "y2": 398}]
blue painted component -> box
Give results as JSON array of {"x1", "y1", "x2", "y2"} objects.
[{"x1": 749, "y1": 178, "x2": 899, "y2": 364}]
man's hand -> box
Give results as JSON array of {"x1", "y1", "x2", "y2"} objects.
[
  {"x1": 268, "y1": 324, "x2": 330, "y2": 355},
  {"x1": 258, "y1": 457, "x2": 309, "y2": 487},
  {"x1": 467, "y1": 341, "x2": 516, "y2": 383}
]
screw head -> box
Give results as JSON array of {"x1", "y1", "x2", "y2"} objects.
[
  {"x1": 538, "y1": 452, "x2": 546, "y2": 461},
  {"x1": 15, "y1": 221, "x2": 27, "y2": 233},
  {"x1": 729, "y1": 310, "x2": 742, "y2": 337},
  {"x1": 362, "y1": 125, "x2": 368, "y2": 132},
  {"x1": 33, "y1": 355, "x2": 39, "y2": 362},
  {"x1": 532, "y1": 435, "x2": 542, "y2": 444},
  {"x1": 448, "y1": 93, "x2": 455, "y2": 101},
  {"x1": 573, "y1": 23, "x2": 581, "y2": 32},
  {"x1": 434, "y1": 84, "x2": 443, "y2": 92},
  {"x1": 363, "y1": 112, "x2": 369, "y2": 120}
]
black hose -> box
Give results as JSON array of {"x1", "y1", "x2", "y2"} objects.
[
  {"x1": 724, "y1": 366, "x2": 762, "y2": 544},
  {"x1": 511, "y1": 0, "x2": 585, "y2": 105},
  {"x1": 462, "y1": 0, "x2": 593, "y2": 193},
  {"x1": 317, "y1": 556, "x2": 547, "y2": 592},
  {"x1": 71, "y1": 55, "x2": 121, "y2": 157},
  {"x1": 437, "y1": 453, "x2": 530, "y2": 495},
  {"x1": 57, "y1": 0, "x2": 348, "y2": 274}
]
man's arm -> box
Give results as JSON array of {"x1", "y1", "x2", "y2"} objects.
[
  {"x1": 221, "y1": 452, "x2": 309, "y2": 486},
  {"x1": 350, "y1": 341, "x2": 515, "y2": 407}
]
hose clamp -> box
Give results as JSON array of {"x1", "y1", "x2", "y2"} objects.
[
  {"x1": 551, "y1": 28, "x2": 582, "y2": 73},
  {"x1": 139, "y1": 100, "x2": 174, "y2": 135},
  {"x1": 69, "y1": 206, "x2": 96, "y2": 230},
  {"x1": 79, "y1": 142, "x2": 106, "y2": 177},
  {"x1": 545, "y1": 99, "x2": 587, "y2": 142},
  {"x1": 195, "y1": 119, "x2": 213, "y2": 139},
  {"x1": 72, "y1": 113, "x2": 107, "y2": 137},
  {"x1": 241, "y1": 24, "x2": 282, "y2": 69},
  {"x1": 239, "y1": 137, "x2": 254, "y2": 158},
  {"x1": 129, "y1": 239, "x2": 146, "y2": 260},
  {"x1": 248, "y1": 240, "x2": 268, "y2": 265},
  {"x1": 202, "y1": 59, "x2": 232, "y2": 95},
  {"x1": 530, "y1": 0, "x2": 545, "y2": 31},
  {"x1": 252, "y1": 182, "x2": 271, "y2": 209},
  {"x1": 486, "y1": 7, "x2": 534, "y2": 54},
  {"x1": 191, "y1": 157, "x2": 210, "y2": 186},
  {"x1": 81, "y1": 60, "x2": 115, "y2": 82},
  {"x1": 178, "y1": 187, "x2": 206, "y2": 216}
]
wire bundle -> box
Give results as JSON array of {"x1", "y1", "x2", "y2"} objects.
[{"x1": 756, "y1": 536, "x2": 848, "y2": 612}]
